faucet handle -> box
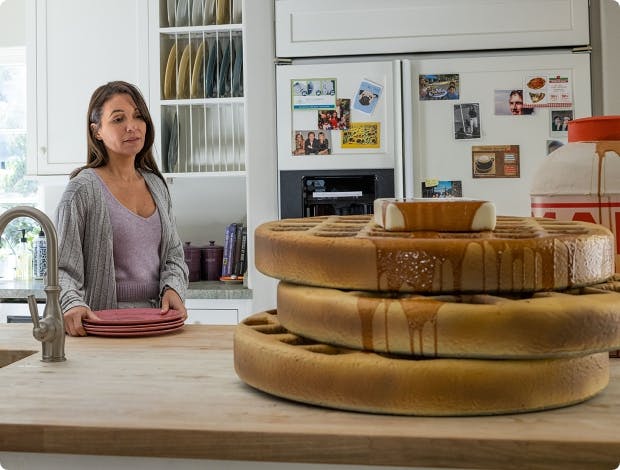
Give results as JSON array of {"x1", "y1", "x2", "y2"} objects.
[{"x1": 27, "y1": 295, "x2": 41, "y2": 328}]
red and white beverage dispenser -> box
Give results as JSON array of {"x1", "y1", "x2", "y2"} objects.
[{"x1": 531, "y1": 116, "x2": 620, "y2": 271}]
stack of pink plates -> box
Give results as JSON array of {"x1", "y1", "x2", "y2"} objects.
[{"x1": 84, "y1": 308, "x2": 185, "y2": 338}]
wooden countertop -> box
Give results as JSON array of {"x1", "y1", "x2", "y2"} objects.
[{"x1": 0, "y1": 325, "x2": 619, "y2": 470}]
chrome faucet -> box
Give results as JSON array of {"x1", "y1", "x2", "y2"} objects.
[{"x1": 0, "y1": 206, "x2": 65, "y2": 362}]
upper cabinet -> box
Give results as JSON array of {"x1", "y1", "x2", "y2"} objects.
[
  {"x1": 26, "y1": 0, "x2": 149, "y2": 176},
  {"x1": 275, "y1": 0, "x2": 590, "y2": 58},
  {"x1": 150, "y1": 0, "x2": 245, "y2": 175}
]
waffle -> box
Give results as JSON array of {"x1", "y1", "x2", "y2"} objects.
[
  {"x1": 255, "y1": 215, "x2": 614, "y2": 294},
  {"x1": 234, "y1": 311, "x2": 610, "y2": 416},
  {"x1": 277, "y1": 280, "x2": 620, "y2": 359}
]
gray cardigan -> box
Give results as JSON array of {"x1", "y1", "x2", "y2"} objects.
[{"x1": 55, "y1": 168, "x2": 188, "y2": 313}]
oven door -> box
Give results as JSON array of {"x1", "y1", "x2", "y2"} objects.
[{"x1": 280, "y1": 169, "x2": 394, "y2": 219}]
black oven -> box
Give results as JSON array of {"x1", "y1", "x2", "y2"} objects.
[{"x1": 279, "y1": 169, "x2": 394, "y2": 219}]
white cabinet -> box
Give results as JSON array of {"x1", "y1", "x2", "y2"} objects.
[
  {"x1": 275, "y1": 0, "x2": 590, "y2": 57},
  {"x1": 26, "y1": 0, "x2": 149, "y2": 175},
  {"x1": 185, "y1": 298, "x2": 251, "y2": 325}
]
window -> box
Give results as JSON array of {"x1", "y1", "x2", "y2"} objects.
[{"x1": 0, "y1": 46, "x2": 39, "y2": 278}]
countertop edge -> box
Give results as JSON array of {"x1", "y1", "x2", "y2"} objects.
[
  {"x1": 0, "y1": 280, "x2": 252, "y2": 301},
  {"x1": 0, "y1": 424, "x2": 618, "y2": 469}
]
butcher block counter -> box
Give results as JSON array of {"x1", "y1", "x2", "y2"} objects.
[{"x1": 0, "y1": 324, "x2": 619, "y2": 470}]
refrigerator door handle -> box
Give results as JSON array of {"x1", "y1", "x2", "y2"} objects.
[
  {"x1": 401, "y1": 59, "x2": 414, "y2": 199},
  {"x1": 392, "y1": 59, "x2": 404, "y2": 199}
]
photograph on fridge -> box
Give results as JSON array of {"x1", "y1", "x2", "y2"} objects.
[
  {"x1": 419, "y1": 74, "x2": 460, "y2": 100},
  {"x1": 550, "y1": 109, "x2": 573, "y2": 135},
  {"x1": 454, "y1": 103, "x2": 481, "y2": 139},
  {"x1": 341, "y1": 122, "x2": 380, "y2": 148},
  {"x1": 524, "y1": 74, "x2": 572, "y2": 108},
  {"x1": 494, "y1": 89, "x2": 534, "y2": 115},
  {"x1": 472, "y1": 145, "x2": 520, "y2": 178},
  {"x1": 353, "y1": 79, "x2": 383, "y2": 114},
  {"x1": 421, "y1": 180, "x2": 463, "y2": 198},
  {"x1": 292, "y1": 130, "x2": 331, "y2": 155},
  {"x1": 318, "y1": 98, "x2": 351, "y2": 130},
  {"x1": 546, "y1": 139, "x2": 565, "y2": 156},
  {"x1": 291, "y1": 78, "x2": 337, "y2": 109}
]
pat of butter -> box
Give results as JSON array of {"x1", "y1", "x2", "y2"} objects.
[{"x1": 374, "y1": 198, "x2": 496, "y2": 232}]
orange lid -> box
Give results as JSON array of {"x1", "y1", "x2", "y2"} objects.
[{"x1": 568, "y1": 115, "x2": 620, "y2": 142}]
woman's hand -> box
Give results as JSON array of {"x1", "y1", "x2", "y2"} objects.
[
  {"x1": 161, "y1": 287, "x2": 187, "y2": 320},
  {"x1": 64, "y1": 306, "x2": 101, "y2": 336}
]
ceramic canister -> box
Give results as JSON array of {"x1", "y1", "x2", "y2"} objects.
[
  {"x1": 530, "y1": 115, "x2": 620, "y2": 271},
  {"x1": 201, "y1": 240, "x2": 224, "y2": 281},
  {"x1": 183, "y1": 242, "x2": 202, "y2": 282}
]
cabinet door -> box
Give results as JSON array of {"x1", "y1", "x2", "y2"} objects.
[
  {"x1": 275, "y1": 0, "x2": 589, "y2": 57},
  {"x1": 26, "y1": 0, "x2": 149, "y2": 175}
]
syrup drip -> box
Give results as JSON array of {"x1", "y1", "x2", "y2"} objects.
[
  {"x1": 371, "y1": 221, "x2": 563, "y2": 292},
  {"x1": 357, "y1": 295, "x2": 441, "y2": 356}
]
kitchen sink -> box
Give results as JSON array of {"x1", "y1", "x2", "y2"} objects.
[{"x1": 0, "y1": 349, "x2": 37, "y2": 368}]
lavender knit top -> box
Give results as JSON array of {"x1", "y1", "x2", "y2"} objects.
[{"x1": 96, "y1": 173, "x2": 162, "y2": 302}]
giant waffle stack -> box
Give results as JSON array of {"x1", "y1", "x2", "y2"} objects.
[{"x1": 234, "y1": 199, "x2": 620, "y2": 416}]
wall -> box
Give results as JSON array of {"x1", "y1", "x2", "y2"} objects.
[
  {"x1": 0, "y1": 0, "x2": 25, "y2": 47},
  {"x1": 599, "y1": 0, "x2": 620, "y2": 114},
  {"x1": 35, "y1": 176, "x2": 245, "y2": 249}
]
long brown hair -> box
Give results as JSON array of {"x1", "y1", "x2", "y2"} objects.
[{"x1": 71, "y1": 81, "x2": 166, "y2": 184}]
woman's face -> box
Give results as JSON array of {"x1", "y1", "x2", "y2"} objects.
[{"x1": 93, "y1": 93, "x2": 146, "y2": 160}]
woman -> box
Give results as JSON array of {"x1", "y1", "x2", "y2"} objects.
[
  {"x1": 56, "y1": 81, "x2": 188, "y2": 336},
  {"x1": 293, "y1": 132, "x2": 305, "y2": 155}
]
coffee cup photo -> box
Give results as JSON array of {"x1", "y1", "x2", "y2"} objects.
[{"x1": 475, "y1": 154, "x2": 495, "y2": 173}]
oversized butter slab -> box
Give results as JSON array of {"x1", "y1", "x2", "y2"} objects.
[{"x1": 374, "y1": 198, "x2": 496, "y2": 231}]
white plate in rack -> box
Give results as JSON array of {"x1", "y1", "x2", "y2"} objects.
[
  {"x1": 232, "y1": 0, "x2": 242, "y2": 23},
  {"x1": 191, "y1": 0, "x2": 203, "y2": 26},
  {"x1": 167, "y1": 0, "x2": 177, "y2": 27},
  {"x1": 175, "y1": 0, "x2": 189, "y2": 26},
  {"x1": 203, "y1": 0, "x2": 215, "y2": 25}
]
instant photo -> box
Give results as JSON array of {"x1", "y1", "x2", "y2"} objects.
[{"x1": 454, "y1": 103, "x2": 480, "y2": 139}]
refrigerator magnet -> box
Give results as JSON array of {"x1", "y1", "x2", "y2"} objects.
[
  {"x1": 353, "y1": 79, "x2": 383, "y2": 114},
  {"x1": 341, "y1": 122, "x2": 380, "y2": 148},
  {"x1": 454, "y1": 103, "x2": 481, "y2": 140},
  {"x1": 291, "y1": 79, "x2": 337, "y2": 110},
  {"x1": 472, "y1": 145, "x2": 520, "y2": 178},
  {"x1": 419, "y1": 74, "x2": 460, "y2": 101}
]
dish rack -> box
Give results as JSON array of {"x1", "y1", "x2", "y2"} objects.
[{"x1": 158, "y1": 0, "x2": 244, "y2": 174}]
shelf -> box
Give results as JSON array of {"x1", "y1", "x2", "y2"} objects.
[
  {"x1": 162, "y1": 97, "x2": 244, "y2": 106},
  {"x1": 157, "y1": 0, "x2": 245, "y2": 176},
  {"x1": 160, "y1": 24, "x2": 243, "y2": 35}
]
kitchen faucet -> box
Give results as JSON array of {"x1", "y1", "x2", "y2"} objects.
[{"x1": 0, "y1": 206, "x2": 65, "y2": 362}]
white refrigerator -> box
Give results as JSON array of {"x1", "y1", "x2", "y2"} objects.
[{"x1": 275, "y1": 49, "x2": 592, "y2": 217}]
